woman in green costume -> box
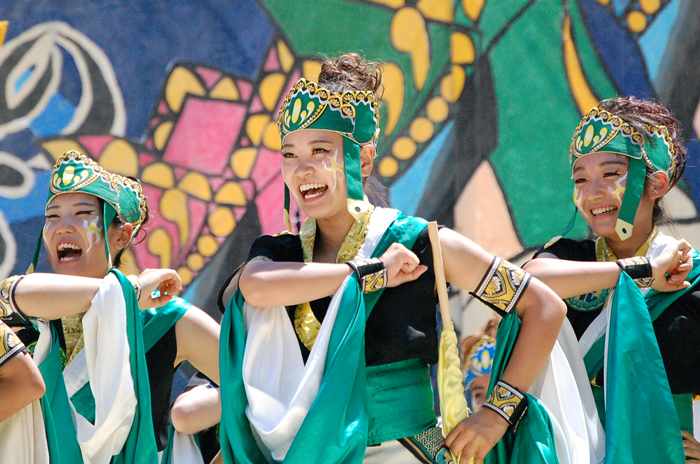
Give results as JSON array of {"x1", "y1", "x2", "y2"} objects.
[
  {"x1": 525, "y1": 97, "x2": 700, "y2": 463},
  {"x1": 0, "y1": 151, "x2": 220, "y2": 464},
  {"x1": 218, "y1": 53, "x2": 567, "y2": 464}
]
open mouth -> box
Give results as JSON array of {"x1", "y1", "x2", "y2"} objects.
[
  {"x1": 299, "y1": 182, "x2": 328, "y2": 201},
  {"x1": 592, "y1": 206, "x2": 617, "y2": 217},
  {"x1": 57, "y1": 242, "x2": 82, "y2": 263}
]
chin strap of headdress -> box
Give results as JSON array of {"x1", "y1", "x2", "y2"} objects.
[
  {"x1": 565, "y1": 106, "x2": 675, "y2": 241},
  {"x1": 277, "y1": 78, "x2": 380, "y2": 231},
  {"x1": 29, "y1": 151, "x2": 148, "y2": 274}
]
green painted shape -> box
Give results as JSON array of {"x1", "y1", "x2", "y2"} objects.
[{"x1": 479, "y1": 0, "x2": 536, "y2": 47}]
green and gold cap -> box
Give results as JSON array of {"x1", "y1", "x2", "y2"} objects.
[
  {"x1": 569, "y1": 107, "x2": 675, "y2": 241},
  {"x1": 30, "y1": 151, "x2": 148, "y2": 272},
  {"x1": 277, "y1": 78, "x2": 380, "y2": 230}
]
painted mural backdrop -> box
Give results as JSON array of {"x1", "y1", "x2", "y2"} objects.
[{"x1": 0, "y1": 0, "x2": 698, "y2": 317}]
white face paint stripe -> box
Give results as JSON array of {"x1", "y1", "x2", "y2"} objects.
[
  {"x1": 573, "y1": 186, "x2": 588, "y2": 217},
  {"x1": 84, "y1": 215, "x2": 103, "y2": 253},
  {"x1": 608, "y1": 172, "x2": 627, "y2": 202},
  {"x1": 322, "y1": 149, "x2": 345, "y2": 194}
]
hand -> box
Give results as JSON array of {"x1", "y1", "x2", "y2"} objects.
[
  {"x1": 444, "y1": 407, "x2": 509, "y2": 464},
  {"x1": 379, "y1": 243, "x2": 428, "y2": 288},
  {"x1": 650, "y1": 239, "x2": 693, "y2": 292},
  {"x1": 683, "y1": 430, "x2": 700, "y2": 463},
  {"x1": 136, "y1": 268, "x2": 182, "y2": 309}
]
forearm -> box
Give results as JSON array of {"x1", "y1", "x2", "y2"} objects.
[
  {"x1": 14, "y1": 273, "x2": 103, "y2": 319},
  {"x1": 171, "y1": 386, "x2": 221, "y2": 434},
  {"x1": 0, "y1": 352, "x2": 46, "y2": 422},
  {"x1": 500, "y1": 279, "x2": 566, "y2": 390},
  {"x1": 239, "y1": 260, "x2": 353, "y2": 307},
  {"x1": 175, "y1": 308, "x2": 221, "y2": 385},
  {"x1": 523, "y1": 257, "x2": 621, "y2": 299}
]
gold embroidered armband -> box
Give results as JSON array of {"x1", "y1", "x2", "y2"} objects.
[
  {"x1": 616, "y1": 256, "x2": 654, "y2": 288},
  {"x1": 470, "y1": 257, "x2": 531, "y2": 316},
  {"x1": 0, "y1": 320, "x2": 27, "y2": 367},
  {"x1": 347, "y1": 257, "x2": 387, "y2": 293},
  {"x1": 0, "y1": 275, "x2": 25, "y2": 320},
  {"x1": 483, "y1": 380, "x2": 529, "y2": 433}
]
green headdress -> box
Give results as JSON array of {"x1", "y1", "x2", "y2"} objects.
[
  {"x1": 29, "y1": 150, "x2": 148, "y2": 273},
  {"x1": 277, "y1": 78, "x2": 380, "y2": 230},
  {"x1": 569, "y1": 106, "x2": 675, "y2": 241}
]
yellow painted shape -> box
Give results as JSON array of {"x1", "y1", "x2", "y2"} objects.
[
  {"x1": 427, "y1": 97, "x2": 449, "y2": 122},
  {"x1": 161, "y1": 188, "x2": 190, "y2": 247},
  {"x1": 166, "y1": 67, "x2": 206, "y2": 113},
  {"x1": 417, "y1": 0, "x2": 454, "y2": 22},
  {"x1": 562, "y1": 16, "x2": 598, "y2": 115},
  {"x1": 597, "y1": 0, "x2": 610, "y2": 4},
  {"x1": 177, "y1": 266, "x2": 193, "y2": 285},
  {"x1": 215, "y1": 181, "x2": 247, "y2": 206},
  {"x1": 303, "y1": 60, "x2": 322, "y2": 81},
  {"x1": 639, "y1": 0, "x2": 660, "y2": 14},
  {"x1": 178, "y1": 172, "x2": 212, "y2": 201},
  {"x1": 187, "y1": 253, "x2": 205, "y2": 271},
  {"x1": 440, "y1": 65, "x2": 466, "y2": 103},
  {"x1": 210, "y1": 77, "x2": 240, "y2": 101},
  {"x1": 42, "y1": 140, "x2": 86, "y2": 161},
  {"x1": 230, "y1": 147, "x2": 257, "y2": 179},
  {"x1": 0, "y1": 21, "x2": 7, "y2": 50},
  {"x1": 148, "y1": 227, "x2": 172, "y2": 269},
  {"x1": 378, "y1": 157, "x2": 399, "y2": 177},
  {"x1": 277, "y1": 40, "x2": 295, "y2": 73},
  {"x1": 246, "y1": 114, "x2": 271, "y2": 146},
  {"x1": 367, "y1": 0, "x2": 405, "y2": 7},
  {"x1": 393, "y1": 137, "x2": 417, "y2": 160},
  {"x1": 461, "y1": 0, "x2": 484, "y2": 21},
  {"x1": 451, "y1": 32, "x2": 475, "y2": 65},
  {"x1": 99, "y1": 139, "x2": 138, "y2": 177},
  {"x1": 260, "y1": 73, "x2": 286, "y2": 112},
  {"x1": 198, "y1": 235, "x2": 219, "y2": 257},
  {"x1": 410, "y1": 117, "x2": 434, "y2": 143},
  {"x1": 209, "y1": 206, "x2": 236, "y2": 237},
  {"x1": 263, "y1": 121, "x2": 282, "y2": 150},
  {"x1": 153, "y1": 121, "x2": 174, "y2": 151},
  {"x1": 391, "y1": 8, "x2": 430, "y2": 90},
  {"x1": 627, "y1": 10, "x2": 647, "y2": 32},
  {"x1": 142, "y1": 163, "x2": 175, "y2": 188},
  {"x1": 381, "y1": 62, "x2": 405, "y2": 136}
]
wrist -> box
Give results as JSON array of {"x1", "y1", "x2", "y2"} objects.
[
  {"x1": 616, "y1": 256, "x2": 654, "y2": 288},
  {"x1": 482, "y1": 379, "x2": 529, "y2": 433},
  {"x1": 346, "y1": 258, "x2": 387, "y2": 293}
]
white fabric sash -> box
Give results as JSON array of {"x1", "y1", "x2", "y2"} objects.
[
  {"x1": 160, "y1": 430, "x2": 205, "y2": 464},
  {"x1": 242, "y1": 207, "x2": 399, "y2": 461}
]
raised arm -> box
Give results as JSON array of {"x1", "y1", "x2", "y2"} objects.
[
  {"x1": 0, "y1": 323, "x2": 45, "y2": 422},
  {"x1": 175, "y1": 306, "x2": 221, "y2": 385},
  {"x1": 171, "y1": 384, "x2": 221, "y2": 435},
  {"x1": 438, "y1": 228, "x2": 567, "y2": 460}
]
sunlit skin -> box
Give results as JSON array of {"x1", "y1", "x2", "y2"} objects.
[
  {"x1": 573, "y1": 152, "x2": 659, "y2": 258},
  {"x1": 43, "y1": 193, "x2": 129, "y2": 279}
]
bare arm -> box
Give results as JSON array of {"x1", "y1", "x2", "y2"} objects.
[
  {"x1": 175, "y1": 306, "x2": 221, "y2": 385},
  {"x1": 171, "y1": 385, "x2": 221, "y2": 435},
  {"x1": 524, "y1": 238, "x2": 693, "y2": 299},
  {"x1": 0, "y1": 351, "x2": 46, "y2": 422},
  {"x1": 438, "y1": 228, "x2": 567, "y2": 461}
]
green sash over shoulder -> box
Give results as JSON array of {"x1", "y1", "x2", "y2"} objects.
[
  {"x1": 485, "y1": 310, "x2": 560, "y2": 464},
  {"x1": 219, "y1": 213, "x2": 427, "y2": 464}
]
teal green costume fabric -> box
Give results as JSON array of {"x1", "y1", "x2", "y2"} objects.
[
  {"x1": 582, "y1": 251, "x2": 700, "y2": 464},
  {"x1": 38, "y1": 270, "x2": 187, "y2": 464},
  {"x1": 484, "y1": 310, "x2": 560, "y2": 464},
  {"x1": 219, "y1": 213, "x2": 427, "y2": 464}
]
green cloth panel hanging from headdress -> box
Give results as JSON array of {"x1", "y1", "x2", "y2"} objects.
[{"x1": 484, "y1": 310, "x2": 560, "y2": 464}]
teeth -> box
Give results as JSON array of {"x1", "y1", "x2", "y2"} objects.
[
  {"x1": 299, "y1": 183, "x2": 326, "y2": 193},
  {"x1": 58, "y1": 243, "x2": 81, "y2": 251},
  {"x1": 592, "y1": 206, "x2": 617, "y2": 216},
  {"x1": 305, "y1": 191, "x2": 324, "y2": 199}
]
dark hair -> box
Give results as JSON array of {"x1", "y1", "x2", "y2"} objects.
[
  {"x1": 598, "y1": 96, "x2": 687, "y2": 224},
  {"x1": 100, "y1": 195, "x2": 150, "y2": 270}
]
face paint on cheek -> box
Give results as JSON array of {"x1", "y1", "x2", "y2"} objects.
[
  {"x1": 83, "y1": 215, "x2": 103, "y2": 253},
  {"x1": 608, "y1": 172, "x2": 627, "y2": 202},
  {"x1": 573, "y1": 186, "x2": 588, "y2": 217},
  {"x1": 322, "y1": 149, "x2": 346, "y2": 194}
]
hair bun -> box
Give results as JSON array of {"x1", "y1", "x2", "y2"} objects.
[{"x1": 318, "y1": 53, "x2": 384, "y2": 100}]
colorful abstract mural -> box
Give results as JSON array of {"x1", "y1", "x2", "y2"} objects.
[{"x1": 0, "y1": 0, "x2": 698, "y2": 318}]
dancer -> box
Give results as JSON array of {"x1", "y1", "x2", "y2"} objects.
[
  {"x1": 525, "y1": 97, "x2": 700, "y2": 463},
  {"x1": 218, "y1": 53, "x2": 566, "y2": 464}
]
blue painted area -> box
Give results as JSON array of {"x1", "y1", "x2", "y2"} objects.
[
  {"x1": 0, "y1": 130, "x2": 43, "y2": 162},
  {"x1": 28, "y1": 93, "x2": 77, "y2": 137},
  {"x1": 640, "y1": 0, "x2": 679, "y2": 85},
  {"x1": 579, "y1": 0, "x2": 654, "y2": 99},
  {"x1": 8, "y1": 215, "x2": 49, "y2": 276},
  {"x1": 683, "y1": 135, "x2": 700, "y2": 207},
  {"x1": 612, "y1": 0, "x2": 629, "y2": 16},
  {"x1": 390, "y1": 122, "x2": 453, "y2": 216},
  {"x1": 0, "y1": 171, "x2": 50, "y2": 223},
  {"x1": 181, "y1": 277, "x2": 199, "y2": 303}
]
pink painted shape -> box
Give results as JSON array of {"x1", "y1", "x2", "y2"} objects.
[
  {"x1": 162, "y1": 97, "x2": 247, "y2": 174},
  {"x1": 158, "y1": 101, "x2": 169, "y2": 114},
  {"x1": 223, "y1": 167, "x2": 235, "y2": 179},
  {"x1": 249, "y1": 96, "x2": 263, "y2": 113},
  {"x1": 150, "y1": 118, "x2": 160, "y2": 128},
  {"x1": 209, "y1": 177, "x2": 226, "y2": 191},
  {"x1": 196, "y1": 67, "x2": 223, "y2": 90},
  {"x1": 216, "y1": 236, "x2": 226, "y2": 245},
  {"x1": 139, "y1": 153, "x2": 155, "y2": 166},
  {"x1": 275, "y1": 70, "x2": 301, "y2": 116},
  {"x1": 174, "y1": 167, "x2": 187, "y2": 180},
  {"x1": 78, "y1": 135, "x2": 115, "y2": 157},
  {"x1": 132, "y1": 185, "x2": 179, "y2": 270},
  {"x1": 237, "y1": 80, "x2": 253, "y2": 101},
  {"x1": 264, "y1": 47, "x2": 280, "y2": 71},
  {"x1": 250, "y1": 147, "x2": 282, "y2": 189},
  {"x1": 146, "y1": 139, "x2": 154, "y2": 149},
  {"x1": 233, "y1": 206, "x2": 247, "y2": 221},
  {"x1": 255, "y1": 174, "x2": 285, "y2": 235},
  {"x1": 240, "y1": 137, "x2": 250, "y2": 147},
  {"x1": 174, "y1": 197, "x2": 208, "y2": 264},
  {"x1": 241, "y1": 180, "x2": 255, "y2": 198}
]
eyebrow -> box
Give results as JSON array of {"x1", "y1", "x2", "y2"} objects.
[
  {"x1": 282, "y1": 139, "x2": 334, "y2": 149},
  {"x1": 46, "y1": 202, "x2": 98, "y2": 210},
  {"x1": 573, "y1": 159, "x2": 627, "y2": 173}
]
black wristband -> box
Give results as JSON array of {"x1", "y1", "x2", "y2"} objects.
[
  {"x1": 347, "y1": 258, "x2": 387, "y2": 293},
  {"x1": 616, "y1": 256, "x2": 654, "y2": 288},
  {"x1": 483, "y1": 380, "x2": 529, "y2": 433}
]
